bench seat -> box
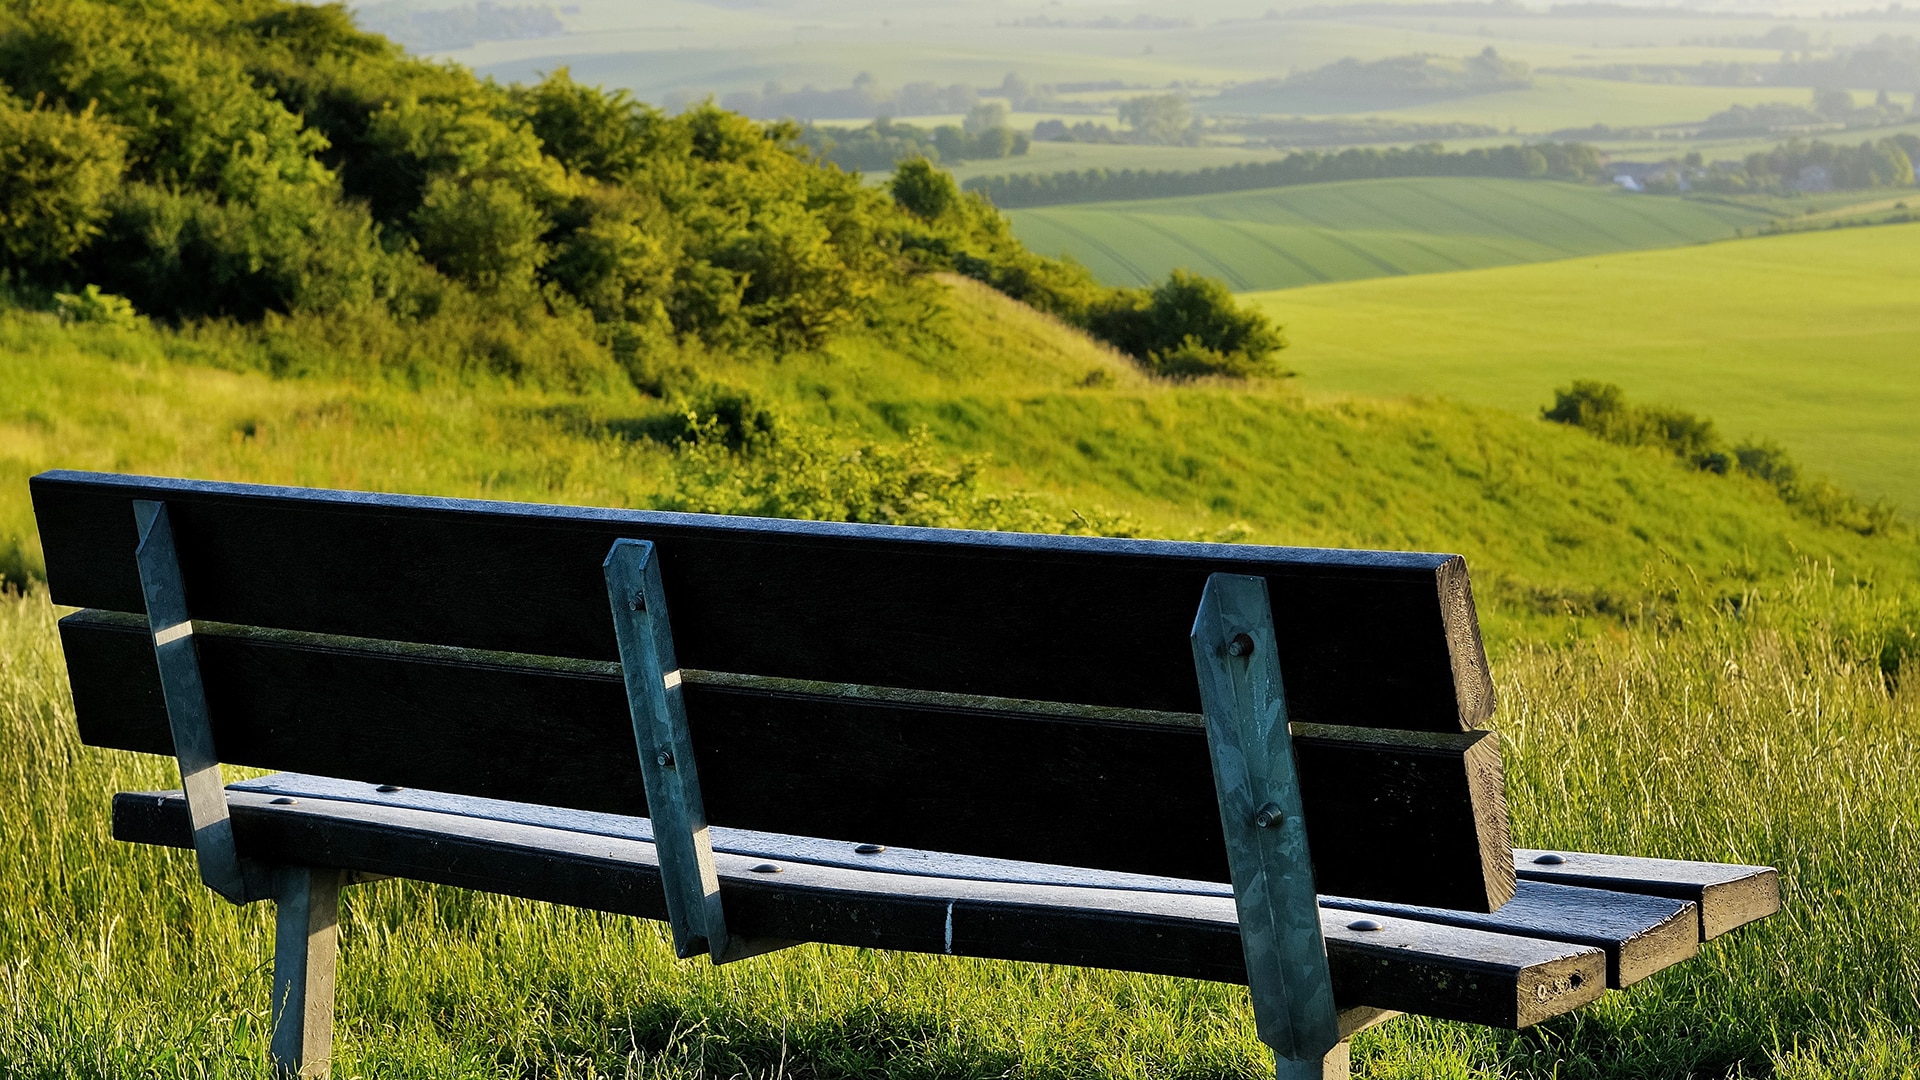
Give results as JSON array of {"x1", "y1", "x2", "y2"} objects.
[{"x1": 114, "y1": 773, "x2": 1775, "y2": 1032}]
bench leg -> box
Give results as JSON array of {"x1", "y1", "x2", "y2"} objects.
[
  {"x1": 1277, "y1": 1040, "x2": 1349, "y2": 1080},
  {"x1": 269, "y1": 867, "x2": 344, "y2": 1079}
]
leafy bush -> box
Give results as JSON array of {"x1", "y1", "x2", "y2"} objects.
[
  {"x1": 661, "y1": 422, "x2": 1134, "y2": 535},
  {"x1": 52, "y1": 284, "x2": 144, "y2": 329},
  {"x1": 0, "y1": 93, "x2": 124, "y2": 269},
  {"x1": 1545, "y1": 381, "x2": 1899, "y2": 535},
  {"x1": 1087, "y1": 271, "x2": 1288, "y2": 379}
]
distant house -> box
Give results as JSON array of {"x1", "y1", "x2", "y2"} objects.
[{"x1": 1608, "y1": 161, "x2": 1694, "y2": 193}]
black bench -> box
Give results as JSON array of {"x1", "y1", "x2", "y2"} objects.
[{"x1": 32, "y1": 470, "x2": 1781, "y2": 1079}]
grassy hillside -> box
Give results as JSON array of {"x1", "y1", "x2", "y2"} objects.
[
  {"x1": 1006, "y1": 178, "x2": 1774, "y2": 290},
  {"x1": 1252, "y1": 222, "x2": 1920, "y2": 514},
  {"x1": 6, "y1": 276, "x2": 1915, "y2": 642},
  {"x1": 5, "y1": 274, "x2": 1920, "y2": 1078}
]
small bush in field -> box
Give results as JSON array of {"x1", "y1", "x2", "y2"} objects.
[{"x1": 1545, "y1": 380, "x2": 1898, "y2": 535}]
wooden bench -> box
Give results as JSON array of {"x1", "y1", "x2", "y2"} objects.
[{"x1": 31, "y1": 470, "x2": 1781, "y2": 1079}]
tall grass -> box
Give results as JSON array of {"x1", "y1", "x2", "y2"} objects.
[{"x1": 3, "y1": 564, "x2": 1915, "y2": 1077}]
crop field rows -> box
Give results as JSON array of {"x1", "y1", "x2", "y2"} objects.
[{"x1": 1006, "y1": 177, "x2": 1776, "y2": 290}]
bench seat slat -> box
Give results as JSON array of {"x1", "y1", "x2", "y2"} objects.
[
  {"x1": 1514, "y1": 849, "x2": 1780, "y2": 940},
  {"x1": 112, "y1": 788, "x2": 1603, "y2": 1030},
  {"x1": 1322, "y1": 882, "x2": 1696, "y2": 988},
  {"x1": 62, "y1": 611, "x2": 1515, "y2": 910},
  {"x1": 31, "y1": 470, "x2": 1493, "y2": 731},
  {"x1": 235, "y1": 775, "x2": 1700, "y2": 990}
]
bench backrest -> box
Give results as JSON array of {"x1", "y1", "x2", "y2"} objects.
[{"x1": 35, "y1": 470, "x2": 1516, "y2": 911}]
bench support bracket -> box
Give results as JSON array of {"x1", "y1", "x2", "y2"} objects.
[
  {"x1": 133, "y1": 500, "x2": 268, "y2": 905},
  {"x1": 605, "y1": 538, "x2": 786, "y2": 964},
  {"x1": 1192, "y1": 573, "x2": 1341, "y2": 1076}
]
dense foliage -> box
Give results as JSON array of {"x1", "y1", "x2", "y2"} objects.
[
  {"x1": 1685, "y1": 135, "x2": 1920, "y2": 194},
  {"x1": 1544, "y1": 380, "x2": 1898, "y2": 535},
  {"x1": 0, "y1": 0, "x2": 1282, "y2": 385},
  {"x1": 965, "y1": 141, "x2": 1606, "y2": 208}
]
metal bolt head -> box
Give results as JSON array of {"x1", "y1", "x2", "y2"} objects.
[
  {"x1": 1227, "y1": 633, "x2": 1255, "y2": 658},
  {"x1": 376, "y1": 784, "x2": 404, "y2": 793},
  {"x1": 854, "y1": 843, "x2": 886, "y2": 855},
  {"x1": 270, "y1": 797, "x2": 297, "y2": 806},
  {"x1": 1253, "y1": 802, "x2": 1284, "y2": 829},
  {"x1": 1533, "y1": 853, "x2": 1567, "y2": 865},
  {"x1": 656, "y1": 749, "x2": 675, "y2": 768},
  {"x1": 1347, "y1": 918, "x2": 1384, "y2": 932},
  {"x1": 749, "y1": 862, "x2": 781, "y2": 873}
]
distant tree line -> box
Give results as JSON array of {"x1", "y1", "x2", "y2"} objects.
[
  {"x1": 964, "y1": 142, "x2": 1607, "y2": 208},
  {"x1": 1656, "y1": 134, "x2": 1920, "y2": 194},
  {"x1": 800, "y1": 109, "x2": 1030, "y2": 172},
  {"x1": 1545, "y1": 35, "x2": 1920, "y2": 92}
]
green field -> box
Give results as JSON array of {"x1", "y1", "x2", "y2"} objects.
[
  {"x1": 1006, "y1": 178, "x2": 1775, "y2": 290},
  {"x1": 1252, "y1": 222, "x2": 1920, "y2": 514}
]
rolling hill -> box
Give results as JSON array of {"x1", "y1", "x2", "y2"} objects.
[
  {"x1": 4, "y1": 268, "x2": 1918, "y2": 1080},
  {"x1": 1005, "y1": 178, "x2": 1775, "y2": 290},
  {"x1": 1250, "y1": 221, "x2": 1920, "y2": 514}
]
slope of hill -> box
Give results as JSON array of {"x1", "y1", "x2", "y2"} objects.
[
  {"x1": 1252, "y1": 222, "x2": 1920, "y2": 514},
  {"x1": 1006, "y1": 178, "x2": 1774, "y2": 289},
  {"x1": 6, "y1": 274, "x2": 1914, "y2": 645}
]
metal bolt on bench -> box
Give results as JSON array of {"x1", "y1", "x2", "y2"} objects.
[{"x1": 34, "y1": 471, "x2": 1782, "y2": 1080}]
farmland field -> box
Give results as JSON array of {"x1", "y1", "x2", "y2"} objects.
[
  {"x1": 1005, "y1": 178, "x2": 1775, "y2": 290},
  {"x1": 1253, "y1": 221, "x2": 1920, "y2": 513}
]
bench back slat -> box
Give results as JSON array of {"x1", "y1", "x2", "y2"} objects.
[
  {"x1": 32, "y1": 471, "x2": 1493, "y2": 731},
  {"x1": 60, "y1": 609, "x2": 1514, "y2": 911}
]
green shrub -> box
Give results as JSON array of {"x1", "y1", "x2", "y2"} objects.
[
  {"x1": 1545, "y1": 381, "x2": 1900, "y2": 536},
  {"x1": 0, "y1": 93, "x2": 125, "y2": 269},
  {"x1": 1088, "y1": 271, "x2": 1288, "y2": 379},
  {"x1": 52, "y1": 284, "x2": 143, "y2": 329}
]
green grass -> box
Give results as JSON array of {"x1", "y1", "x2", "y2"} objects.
[
  {"x1": 4, "y1": 552, "x2": 1917, "y2": 1076},
  {"x1": 1004, "y1": 178, "x2": 1775, "y2": 290},
  {"x1": 1251, "y1": 222, "x2": 1920, "y2": 514},
  {"x1": 4, "y1": 275, "x2": 1920, "y2": 1076}
]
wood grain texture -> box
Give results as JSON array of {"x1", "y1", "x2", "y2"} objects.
[
  {"x1": 1322, "y1": 880, "x2": 1696, "y2": 988},
  {"x1": 31, "y1": 470, "x2": 1490, "y2": 730},
  {"x1": 1514, "y1": 850, "x2": 1780, "y2": 940},
  {"x1": 62, "y1": 611, "x2": 1512, "y2": 910},
  {"x1": 1191, "y1": 573, "x2": 1339, "y2": 1058},
  {"x1": 112, "y1": 788, "x2": 1606, "y2": 1029}
]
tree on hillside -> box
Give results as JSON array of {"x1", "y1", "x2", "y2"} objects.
[
  {"x1": 1118, "y1": 94, "x2": 1192, "y2": 145},
  {"x1": 0, "y1": 0, "x2": 1278, "y2": 382}
]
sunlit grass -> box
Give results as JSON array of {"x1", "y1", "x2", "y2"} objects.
[
  {"x1": 3, "y1": 567, "x2": 1915, "y2": 1077},
  {"x1": 3, "y1": 275, "x2": 1918, "y2": 1076}
]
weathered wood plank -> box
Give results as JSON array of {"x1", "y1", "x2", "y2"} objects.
[
  {"x1": 1322, "y1": 880, "x2": 1696, "y2": 988},
  {"x1": 63, "y1": 612, "x2": 1512, "y2": 910},
  {"x1": 1514, "y1": 849, "x2": 1780, "y2": 940},
  {"x1": 1191, "y1": 572, "x2": 1339, "y2": 1061},
  {"x1": 32, "y1": 470, "x2": 1492, "y2": 730},
  {"x1": 112, "y1": 789, "x2": 1605, "y2": 1030}
]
